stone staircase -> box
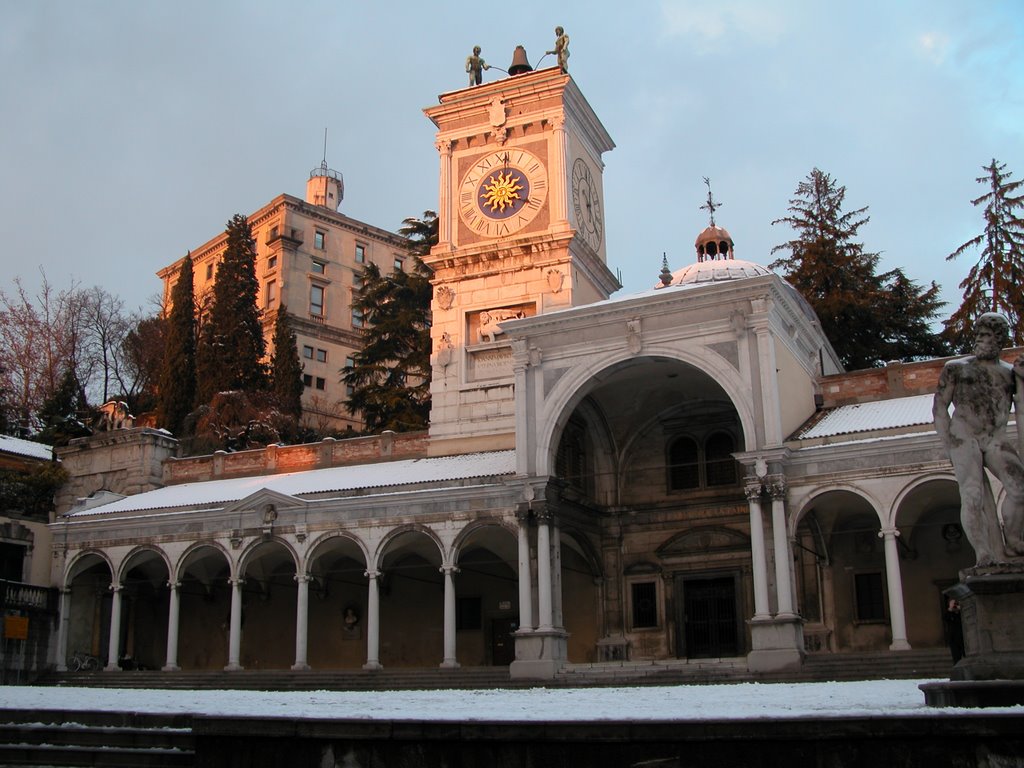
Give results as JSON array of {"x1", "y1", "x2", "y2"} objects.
[
  {"x1": 37, "y1": 649, "x2": 954, "y2": 692},
  {"x1": 0, "y1": 710, "x2": 194, "y2": 767}
]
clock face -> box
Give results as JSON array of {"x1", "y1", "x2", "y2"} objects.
[
  {"x1": 458, "y1": 148, "x2": 548, "y2": 238},
  {"x1": 571, "y1": 157, "x2": 603, "y2": 251}
]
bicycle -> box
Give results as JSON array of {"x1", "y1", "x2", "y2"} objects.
[{"x1": 70, "y1": 650, "x2": 100, "y2": 672}]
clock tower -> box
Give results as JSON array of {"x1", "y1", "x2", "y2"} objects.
[{"x1": 424, "y1": 65, "x2": 616, "y2": 455}]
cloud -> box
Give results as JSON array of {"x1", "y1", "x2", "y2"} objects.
[
  {"x1": 916, "y1": 30, "x2": 951, "y2": 65},
  {"x1": 659, "y1": 0, "x2": 787, "y2": 51}
]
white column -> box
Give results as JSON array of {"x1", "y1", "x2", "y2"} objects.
[
  {"x1": 769, "y1": 481, "x2": 796, "y2": 617},
  {"x1": 55, "y1": 588, "x2": 71, "y2": 671},
  {"x1": 745, "y1": 486, "x2": 771, "y2": 619},
  {"x1": 753, "y1": 321, "x2": 783, "y2": 445},
  {"x1": 517, "y1": 509, "x2": 534, "y2": 631},
  {"x1": 435, "y1": 138, "x2": 453, "y2": 247},
  {"x1": 363, "y1": 569, "x2": 382, "y2": 670},
  {"x1": 104, "y1": 584, "x2": 123, "y2": 671},
  {"x1": 537, "y1": 512, "x2": 554, "y2": 630},
  {"x1": 163, "y1": 581, "x2": 181, "y2": 671},
  {"x1": 292, "y1": 574, "x2": 311, "y2": 670},
  {"x1": 549, "y1": 115, "x2": 569, "y2": 225},
  {"x1": 552, "y1": 518, "x2": 564, "y2": 629},
  {"x1": 440, "y1": 565, "x2": 460, "y2": 668},
  {"x1": 880, "y1": 527, "x2": 912, "y2": 651},
  {"x1": 225, "y1": 577, "x2": 244, "y2": 671}
]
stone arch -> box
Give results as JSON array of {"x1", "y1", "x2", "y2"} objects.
[
  {"x1": 536, "y1": 346, "x2": 757, "y2": 479},
  {"x1": 174, "y1": 540, "x2": 233, "y2": 584},
  {"x1": 175, "y1": 542, "x2": 233, "y2": 671},
  {"x1": 790, "y1": 484, "x2": 886, "y2": 536},
  {"x1": 452, "y1": 519, "x2": 519, "y2": 666},
  {"x1": 62, "y1": 550, "x2": 115, "y2": 669},
  {"x1": 305, "y1": 532, "x2": 371, "y2": 670},
  {"x1": 559, "y1": 527, "x2": 603, "y2": 663},
  {"x1": 64, "y1": 549, "x2": 114, "y2": 587},
  {"x1": 377, "y1": 525, "x2": 446, "y2": 668},
  {"x1": 116, "y1": 545, "x2": 172, "y2": 585},
  {"x1": 236, "y1": 537, "x2": 301, "y2": 670},
  {"x1": 116, "y1": 546, "x2": 173, "y2": 670}
]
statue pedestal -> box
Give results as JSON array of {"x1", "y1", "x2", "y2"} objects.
[
  {"x1": 922, "y1": 563, "x2": 1024, "y2": 707},
  {"x1": 510, "y1": 628, "x2": 568, "y2": 680},
  {"x1": 746, "y1": 615, "x2": 805, "y2": 673}
]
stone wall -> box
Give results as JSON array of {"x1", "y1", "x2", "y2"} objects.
[
  {"x1": 818, "y1": 348, "x2": 1024, "y2": 408},
  {"x1": 162, "y1": 431, "x2": 429, "y2": 485}
]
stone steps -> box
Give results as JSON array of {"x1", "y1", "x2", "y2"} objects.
[{"x1": 0, "y1": 710, "x2": 193, "y2": 767}]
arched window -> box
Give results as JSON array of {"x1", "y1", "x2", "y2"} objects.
[
  {"x1": 705, "y1": 432, "x2": 738, "y2": 487},
  {"x1": 668, "y1": 436, "x2": 700, "y2": 490}
]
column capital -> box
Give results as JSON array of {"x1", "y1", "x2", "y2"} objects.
[
  {"x1": 228, "y1": 577, "x2": 245, "y2": 587},
  {"x1": 766, "y1": 476, "x2": 788, "y2": 499},
  {"x1": 878, "y1": 527, "x2": 901, "y2": 539},
  {"x1": 439, "y1": 565, "x2": 461, "y2": 576},
  {"x1": 167, "y1": 580, "x2": 182, "y2": 590},
  {"x1": 435, "y1": 137, "x2": 453, "y2": 155},
  {"x1": 364, "y1": 569, "x2": 381, "y2": 580},
  {"x1": 108, "y1": 583, "x2": 123, "y2": 593},
  {"x1": 744, "y1": 483, "x2": 764, "y2": 502},
  {"x1": 294, "y1": 573, "x2": 312, "y2": 584}
]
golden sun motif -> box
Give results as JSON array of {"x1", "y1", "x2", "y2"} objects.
[{"x1": 479, "y1": 170, "x2": 524, "y2": 212}]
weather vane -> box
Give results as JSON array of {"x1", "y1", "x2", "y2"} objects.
[{"x1": 700, "y1": 177, "x2": 721, "y2": 226}]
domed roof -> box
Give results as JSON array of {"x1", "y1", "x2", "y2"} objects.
[
  {"x1": 660, "y1": 258, "x2": 771, "y2": 288},
  {"x1": 694, "y1": 224, "x2": 734, "y2": 258}
]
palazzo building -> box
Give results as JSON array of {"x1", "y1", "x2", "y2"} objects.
[
  {"x1": 48, "y1": 65, "x2": 996, "y2": 679},
  {"x1": 157, "y1": 161, "x2": 414, "y2": 434}
]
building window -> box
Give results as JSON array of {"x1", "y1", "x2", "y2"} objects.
[
  {"x1": 355, "y1": 244, "x2": 366, "y2": 263},
  {"x1": 352, "y1": 273, "x2": 363, "y2": 290},
  {"x1": 705, "y1": 432, "x2": 738, "y2": 486},
  {"x1": 315, "y1": 377, "x2": 326, "y2": 390},
  {"x1": 0, "y1": 542, "x2": 25, "y2": 582},
  {"x1": 267, "y1": 255, "x2": 277, "y2": 270},
  {"x1": 345, "y1": 356, "x2": 355, "y2": 370},
  {"x1": 631, "y1": 581, "x2": 659, "y2": 629},
  {"x1": 302, "y1": 374, "x2": 313, "y2": 387},
  {"x1": 668, "y1": 436, "x2": 700, "y2": 490},
  {"x1": 352, "y1": 309, "x2": 363, "y2": 328},
  {"x1": 312, "y1": 259, "x2": 326, "y2": 275},
  {"x1": 206, "y1": 263, "x2": 214, "y2": 281},
  {"x1": 394, "y1": 257, "x2": 404, "y2": 271},
  {"x1": 302, "y1": 345, "x2": 314, "y2": 359},
  {"x1": 854, "y1": 572, "x2": 886, "y2": 622},
  {"x1": 667, "y1": 432, "x2": 738, "y2": 491},
  {"x1": 310, "y1": 284, "x2": 325, "y2": 317},
  {"x1": 456, "y1": 596, "x2": 482, "y2": 631},
  {"x1": 314, "y1": 231, "x2": 325, "y2": 250},
  {"x1": 316, "y1": 348, "x2": 327, "y2": 363},
  {"x1": 346, "y1": 383, "x2": 354, "y2": 397},
  {"x1": 265, "y1": 280, "x2": 277, "y2": 309}
]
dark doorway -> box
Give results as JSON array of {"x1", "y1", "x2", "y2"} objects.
[
  {"x1": 491, "y1": 618, "x2": 517, "y2": 665},
  {"x1": 675, "y1": 573, "x2": 740, "y2": 658}
]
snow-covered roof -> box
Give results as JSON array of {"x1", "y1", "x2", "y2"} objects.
[
  {"x1": 0, "y1": 434, "x2": 53, "y2": 462},
  {"x1": 67, "y1": 450, "x2": 517, "y2": 517},
  {"x1": 795, "y1": 394, "x2": 936, "y2": 440}
]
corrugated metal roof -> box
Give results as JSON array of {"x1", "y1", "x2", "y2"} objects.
[
  {"x1": 0, "y1": 434, "x2": 53, "y2": 461},
  {"x1": 67, "y1": 450, "x2": 517, "y2": 517},
  {"x1": 796, "y1": 394, "x2": 936, "y2": 440}
]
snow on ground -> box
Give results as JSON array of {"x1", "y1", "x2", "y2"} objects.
[{"x1": 1, "y1": 680, "x2": 1021, "y2": 721}]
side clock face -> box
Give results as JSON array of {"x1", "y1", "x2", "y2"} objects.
[
  {"x1": 458, "y1": 148, "x2": 548, "y2": 238},
  {"x1": 571, "y1": 157, "x2": 603, "y2": 251}
]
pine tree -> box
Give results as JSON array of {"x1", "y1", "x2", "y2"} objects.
[
  {"x1": 269, "y1": 306, "x2": 303, "y2": 421},
  {"x1": 35, "y1": 367, "x2": 91, "y2": 447},
  {"x1": 771, "y1": 168, "x2": 943, "y2": 369},
  {"x1": 342, "y1": 212, "x2": 435, "y2": 433},
  {"x1": 156, "y1": 253, "x2": 196, "y2": 436},
  {"x1": 195, "y1": 214, "x2": 267, "y2": 404},
  {"x1": 944, "y1": 159, "x2": 1024, "y2": 350}
]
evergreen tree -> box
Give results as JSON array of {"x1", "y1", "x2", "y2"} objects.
[
  {"x1": 35, "y1": 367, "x2": 91, "y2": 447},
  {"x1": 195, "y1": 214, "x2": 267, "y2": 404},
  {"x1": 343, "y1": 212, "x2": 435, "y2": 433},
  {"x1": 944, "y1": 159, "x2": 1024, "y2": 350},
  {"x1": 771, "y1": 168, "x2": 943, "y2": 369},
  {"x1": 156, "y1": 253, "x2": 196, "y2": 436},
  {"x1": 269, "y1": 306, "x2": 303, "y2": 421}
]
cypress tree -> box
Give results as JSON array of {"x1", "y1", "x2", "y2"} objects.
[
  {"x1": 156, "y1": 253, "x2": 196, "y2": 435},
  {"x1": 195, "y1": 214, "x2": 267, "y2": 404},
  {"x1": 269, "y1": 306, "x2": 303, "y2": 421}
]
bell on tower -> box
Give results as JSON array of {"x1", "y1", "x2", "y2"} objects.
[{"x1": 306, "y1": 129, "x2": 345, "y2": 211}]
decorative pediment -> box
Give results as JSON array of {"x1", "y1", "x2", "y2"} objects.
[
  {"x1": 222, "y1": 488, "x2": 309, "y2": 518},
  {"x1": 657, "y1": 526, "x2": 750, "y2": 558}
]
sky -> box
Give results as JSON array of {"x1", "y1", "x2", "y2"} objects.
[
  {"x1": 1, "y1": 1, "x2": 1022, "y2": 320},
  {"x1": 2, "y1": 679, "x2": 1022, "y2": 720}
]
